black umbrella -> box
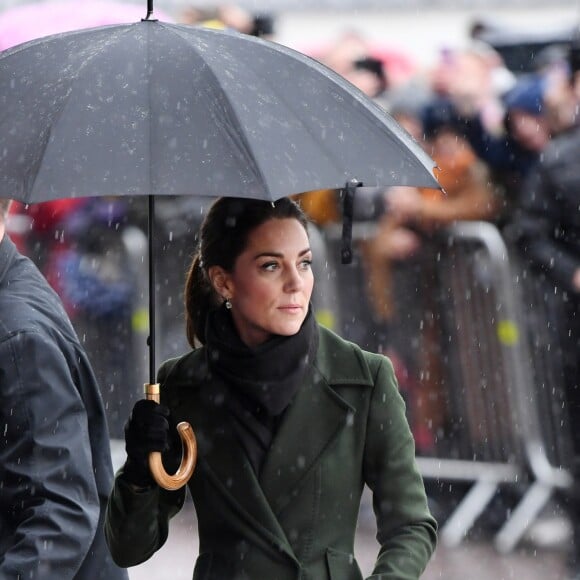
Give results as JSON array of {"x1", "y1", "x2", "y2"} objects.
[
  {"x1": 0, "y1": 12, "x2": 439, "y2": 487},
  {"x1": 1, "y1": 22, "x2": 437, "y2": 203},
  {"x1": 0, "y1": 17, "x2": 438, "y2": 373}
]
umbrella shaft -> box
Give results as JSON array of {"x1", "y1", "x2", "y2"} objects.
[{"x1": 148, "y1": 195, "x2": 156, "y2": 383}]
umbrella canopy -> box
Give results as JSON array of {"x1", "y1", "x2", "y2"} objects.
[{"x1": 0, "y1": 20, "x2": 438, "y2": 204}]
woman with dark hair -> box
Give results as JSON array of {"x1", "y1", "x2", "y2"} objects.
[{"x1": 105, "y1": 196, "x2": 436, "y2": 579}]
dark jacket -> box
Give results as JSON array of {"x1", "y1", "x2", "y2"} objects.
[
  {"x1": 0, "y1": 236, "x2": 128, "y2": 580},
  {"x1": 106, "y1": 325, "x2": 437, "y2": 579},
  {"x1": 510, "y1": 125, "x2": 580, "y2": 293}
]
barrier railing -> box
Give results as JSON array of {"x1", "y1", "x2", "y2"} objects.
[
  {"x1": 493, "y1": 240, "x2": 574, "y2": 553},
  {"x1": 322, "y1": 220, "x2": 573, "y2": 552}
]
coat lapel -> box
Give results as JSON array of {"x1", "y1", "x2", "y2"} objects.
[
  {"x1": 258, "y1": 365, "x2": 353, "y2": 515},
  {"x1": 259, "y1": 326, "x2": 374, "y2": 515}
]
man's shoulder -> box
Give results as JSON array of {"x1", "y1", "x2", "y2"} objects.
[{"x1": 0, "y1": 286, "x2": 75, "y2": 346}]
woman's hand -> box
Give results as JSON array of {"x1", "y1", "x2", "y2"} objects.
[{"x1": 122, "y1": 399, "x2": 173, "y2": 488}]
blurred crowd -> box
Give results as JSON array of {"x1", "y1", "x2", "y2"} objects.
[{"x1": 4, "y1": 3, "x2": 580, "y2": 571}]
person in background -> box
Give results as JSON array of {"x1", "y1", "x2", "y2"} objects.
[
  {"x1": 316, "y1": 29, "x2": 375, "y2": 79},
  {"x1": 510, "y1": 42, "x2": 580, "y2": 580},
  {"x1": 458, "y1": 73, "x2": 551, "y2": 222},
  {"x1": 105, "y1": 196, "x2": 437, "y2": 579},
  {"x1": 344, "y1": 55, "x2": 389, "y2": 100},
  {"x1": 500, "y1": 74, "x2": 551, "y2": 175},
  {"x1": 0, "y1": 199, "x2": 128, "y2": 580}
]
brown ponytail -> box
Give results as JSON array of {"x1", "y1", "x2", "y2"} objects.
[{"x1": 184, "y1": 253, "x2": 220, "y2": 347}]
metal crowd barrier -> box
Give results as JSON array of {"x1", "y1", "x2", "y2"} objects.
[
  {"x1": 321, "y1": 220, "x2": 573, "y2": 552},
  {"x1": 493, "y1": 237, "x2": 574, "y2": 553}
]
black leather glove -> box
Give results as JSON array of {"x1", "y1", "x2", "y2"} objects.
[{"x1": 122, "y1": 399, "x2": 178, "y2": 488}]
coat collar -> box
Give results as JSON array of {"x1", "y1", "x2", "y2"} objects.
[
  {"x1": 312, "y1": 324, "x2": 375, "y2": 387},
  {"x1": 163, "y1": 325, "x2": 374, "y2": 559},
  {"x1": 259, "y1": 326, "x2": 374, "y2": 513}
]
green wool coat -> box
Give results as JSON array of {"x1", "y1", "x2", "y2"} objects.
[{"x1": 105, "y1": 325, "x2": 437, "y2": 579}]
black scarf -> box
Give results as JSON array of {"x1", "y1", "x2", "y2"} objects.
[{"x1": 205, "y1": 304, "x2": 318, "y2": 473}]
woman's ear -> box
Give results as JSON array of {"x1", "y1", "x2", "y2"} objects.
[{"x1": 207, "y1": 265, "x2": 233, "y2": 299}]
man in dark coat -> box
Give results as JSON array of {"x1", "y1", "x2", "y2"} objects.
[
  {"x1": 0, "y1": 199, "x2": 128, "y2": 580},
  {"x1": 510, "y1": 47, "x2": 580, "y2": 579}
]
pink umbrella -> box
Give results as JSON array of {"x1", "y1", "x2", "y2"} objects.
[{"x1": 0, "y1": 0, "x2": 173, "y2": 50}]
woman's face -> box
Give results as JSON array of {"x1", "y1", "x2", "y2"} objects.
[{"x1": 216, "y1": 217, "x2": 314, "y2": 347}]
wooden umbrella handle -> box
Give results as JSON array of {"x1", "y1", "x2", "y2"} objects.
[{"x1": 145, "y1": 383, "x2": 197, "y2": 490}]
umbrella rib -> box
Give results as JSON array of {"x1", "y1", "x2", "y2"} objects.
[
  {"x1": 238, "y1": 58, "x2": 353, "y2": 182},
  {"x1": 157, "y1": 23, "x2": 270, "y2": 196},
  {"x1": 235, "y1": 38, "x2": 438, "y2": 184},
  {"x1": 24, "y1": 78, "x2": 82, "y2": 202},
  {"x1": 176, "y1": 25, "x2": 433, "y2": 192},
  {"x1": 159, "y1": 24, "x2": 353, "y2": 193},
  {"x1": 216, "y1": 29, "x2": 360, "y2": 189},
  {"x1": 10, "y1": 25, "x2": 146, "y2": 202}
]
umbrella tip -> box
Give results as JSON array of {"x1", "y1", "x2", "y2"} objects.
[{"x1": 142, "y1": 0, "x2": 156, "y2": 21}]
